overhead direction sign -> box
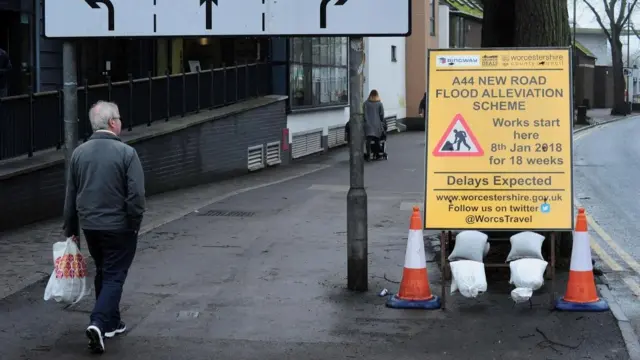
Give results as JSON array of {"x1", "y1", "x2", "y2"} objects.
[
  {"x1": 44, "y1": 0, "x2": 411, "y2": 38},
  {"x1": 424, "y1": 48, "x2": 573, "y2": 231},
  {"x1": 432, "y1": 113, "x2": 484, "y2": 157}
]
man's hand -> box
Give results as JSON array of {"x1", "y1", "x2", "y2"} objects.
[{"x1": 66, "y1": 234, "x2": 81, "y2": 249}]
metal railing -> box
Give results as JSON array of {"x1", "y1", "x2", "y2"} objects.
[{"x1": 0, "y1": 61, "x2": 273, "y2": 161}]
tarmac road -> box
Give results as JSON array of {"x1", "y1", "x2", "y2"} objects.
[
  {"x1": 573, "y1": 115, "x2": 640, "y2": 345},
  {"x1": 0, "y1": 132, "x2": 630, "y2": 360}
]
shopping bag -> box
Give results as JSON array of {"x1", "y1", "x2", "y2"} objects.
[{"x1": 43, "y1": 237, "x2": 88, "y2": 304}]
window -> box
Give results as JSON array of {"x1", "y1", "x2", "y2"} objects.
[
  {"x1": 289, "y1": 37, "x2": 349, "y2": 109},
  {"x1": 430, "y1": 0, "x2": 436, "y2": 36},
  {"x1": 449, "y1": 17, "x2": 465, "y2": 48},
  {"x1": 391, "y1": 45, "x2": 397, "y2": 62}
]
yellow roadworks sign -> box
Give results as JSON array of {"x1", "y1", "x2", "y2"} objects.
[{"x1": 424, "y1": 48, "x2": 573, "y2": 230}]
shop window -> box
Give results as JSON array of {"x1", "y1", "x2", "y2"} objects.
[{"x1": 289, "y1": 37, "x2": 348, "y2": 109}]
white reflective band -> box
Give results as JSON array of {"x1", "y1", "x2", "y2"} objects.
[
  {"x1": 569, "y1": 231, "x2": 593, "y2": 271},
  {"x1": 404, "y1": 230, "x2": 427, "y2": 269}
]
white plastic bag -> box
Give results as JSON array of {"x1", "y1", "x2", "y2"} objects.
[
  {"x1": 450, "y1": 260, "x2": 487, "y2": 298},
  {"x1": 44, "y1": 237, "x2": 88, "y2": 304},
  {"x1": 509, "y1": 258, "x2": 548, "y2": 290},
  {"x1": 509, "y1": 258, "x2": 548, "y2": 302},
  {"x1": 511, "y1": 288, "x2": 533, "y2": 303}
]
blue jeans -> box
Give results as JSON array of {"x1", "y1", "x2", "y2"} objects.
[{"x1": 84, "y1": 229, "x2": 138, "y2": 332}]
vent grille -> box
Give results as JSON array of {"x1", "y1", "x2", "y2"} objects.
[
  {"x1": 385, "y1": 116, "x2": 398, "y2": 133},
  {"x1": 266, "y1": 141, "x2": 281, "y2": 166},
  {"x1": 291, "y1": 129, "x2": 323, "y2": 159},
  {"x1": 247, "y1": 145, "x2": 264, "y2": 171},
  {"x1": 328, "y1": 124, "x2": 347, "y2": 148}
]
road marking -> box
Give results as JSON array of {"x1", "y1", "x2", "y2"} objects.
[
  {"x1": 586, "y1": 213, "x2": 640, "y2": 275},
  {"x1": 623, "y1": 277, "x2": 640, "y2": 298},
  {"x1": 590, "y1": 236, "x2": 624, "y2": 271}
]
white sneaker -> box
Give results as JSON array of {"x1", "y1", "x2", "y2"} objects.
[
  {"x1": 86, "y1": 324, "x2": 105, "y2": 353},
  {"x1": 104, "y1": 322, "x2": 127, "y2": 338}
]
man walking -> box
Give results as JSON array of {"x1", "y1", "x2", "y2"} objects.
[
  {"x1": 418, "y1": 92, "x2": 426, "y2": 118},
  {"x1": 0, "y1": 47, "x2": 12, "y2": 98},
  {"x1": 63, "y1": 100, "x2": 146, "y2": 354}
]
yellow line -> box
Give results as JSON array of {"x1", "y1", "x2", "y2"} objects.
[
  {"x1": 590, "y1": 236, "x2": 624, "y2": 271},
  {"x1": 623, "y1": 277, "x2": 640, "y2": 297},
  {"x1": 586, "y1": 213, "x2": 640, "y2": 275}
]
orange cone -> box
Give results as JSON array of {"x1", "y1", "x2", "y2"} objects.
[
  {"x1": 386, "y1": 206, "x2": 440, "y2": 309},
  {"x1": 555, "y1": 208, "x2": 608, "y2": 312}
]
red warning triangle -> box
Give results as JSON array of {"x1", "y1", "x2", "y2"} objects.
[{"x1": 432, "y1": 114, "x2": 484, "y2": 157}]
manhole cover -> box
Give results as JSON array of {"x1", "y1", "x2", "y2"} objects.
[{"x1": 198, "y1": 210, "x2": 256, "y2": 217}]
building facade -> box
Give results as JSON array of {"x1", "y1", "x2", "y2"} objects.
[
  {"x1": 273, "y1": 36, "x2": 351, "y2": 159},
  {"x1": 404, "y1": 0, "x2": 440, "y2": 128}
]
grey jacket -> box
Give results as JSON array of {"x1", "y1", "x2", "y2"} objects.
[
  {"x1": 363, "y1": 100, "x2": 385, "y2": 138},
  {"x1": 63, "y1": 131, "x2": 146, "y2": 236}
]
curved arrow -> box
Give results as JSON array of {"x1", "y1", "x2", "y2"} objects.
[
  {"x1": 320, "y1": 0, "x2": 348, "y2": 29},
  {"x1": 200, "y1": 0, "x2": 219, "y2": 30},
  {"x1": 85, "y1": 0, "x2": 115, "y2": 31}
]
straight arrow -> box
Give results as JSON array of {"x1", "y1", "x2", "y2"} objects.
[
  {"x1": 200, "y1": 0, "x2": 219, "y2": 30},
  {"x1": 85, "y1": 0, "x2": 115, "y2": 31},
  {"x1": 320, "y1": 0, "x2": 348, "y2": 29}
]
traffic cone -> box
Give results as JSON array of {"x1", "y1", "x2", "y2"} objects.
[
  {"x1": 386, "y1": 206, "x2": 441, "y2": 310},
  {"x1": 555, "y1": 208, "x2": 609, "y2": 312}
]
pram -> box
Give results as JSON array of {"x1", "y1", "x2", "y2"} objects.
[
  {"x1": 364, "y1": 130, "x2": 388, "y2": 161},
  {"x1": 344, "y1": 121, "x2": 388, "y2": 161}
]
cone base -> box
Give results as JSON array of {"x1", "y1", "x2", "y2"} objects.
[
  {"x1": 555, "y1": 297, "x2": 609, "y2": 312},
  {"x1": 385, "y1": 294, "x2": 441, "y2": 310}
]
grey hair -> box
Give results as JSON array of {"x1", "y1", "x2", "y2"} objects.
[{"x1": 88, "y1": 101, "x2": 120, "y2": 131}]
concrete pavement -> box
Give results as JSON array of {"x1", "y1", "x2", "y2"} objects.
[
  {"x1": 0, "y1": 161, "x2": 335, "y2": 301},
  {"x1": 0, "y1": 132, "x2": 630, "y2": 359}
]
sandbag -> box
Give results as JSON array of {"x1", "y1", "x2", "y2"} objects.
[
  {"x1": 448, "y1": 230, "x2": 488, "y2": 262},
  {"x1": 450, "y1": 260, "x2": 487, "y2": 298},
  {"x1": 505, "y1": 231, "x2": 545, "y2": 262},
  {"x1": 509, "y1": 258, "x2": 548, "y2": 302}
]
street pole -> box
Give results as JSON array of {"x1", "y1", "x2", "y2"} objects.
[
  {"x1": 347, "y1": 37, "x2": 368, "y2": 292},
  {"x1": 572, "y1": 0, "x2": 578, "y2": 118},
  {"x1": 628, "y1": 2, "x2": 632, "y2": 115},
  {"x1": 572, "y1": 0, "x2": 577, "y2": 75},
  {"x1": 63, "y1": 40, "x2": 79, "y2": 236}
]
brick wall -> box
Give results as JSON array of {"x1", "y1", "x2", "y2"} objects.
[{"x1": 0, "y1": 98, "x2": 287, "y2": 231}]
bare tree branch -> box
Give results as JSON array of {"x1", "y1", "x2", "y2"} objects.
[
  {"x1": 617, "y1": 0, "x2": 627, "y2": 26},
  {"x1": 584, "y1": 0, "x2": 613, "y2": 40},
  {"x1": 620, "y1": 0, "x2": 639, "y2": 27}
]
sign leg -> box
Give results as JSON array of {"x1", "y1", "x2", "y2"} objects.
[{"x1": 440, "y1": 230, "x2": 447, "y2": 310}]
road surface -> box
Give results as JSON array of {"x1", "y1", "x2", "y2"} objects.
[
  {"x1": 0, "y1": 132, "x2": 629, "y2": 359},
  {"x1": 574, "y1": 115, "x2": 640, "y2": 341}
]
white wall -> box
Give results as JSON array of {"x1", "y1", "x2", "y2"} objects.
[
  {"x1": 438, "y1": 5, "x2": 450, "y2": 49},
  {"x1": 576, "y1": 33, "x2": 611, "y2": 66},
  {"x1": 364, "y1": 37, "x2": 407, "y2": 120},
  {"x1": 286, "y1": 107, "x2": 349, "y2": 142}
]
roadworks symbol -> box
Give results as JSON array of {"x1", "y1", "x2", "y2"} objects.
[{"x1": 432, "y1": 113, "x2": 484, "y2": 157}]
